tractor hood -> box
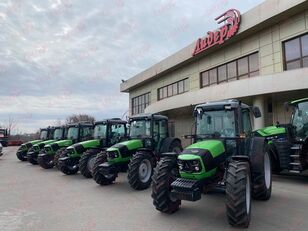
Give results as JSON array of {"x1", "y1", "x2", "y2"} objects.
[
  {"x1": 107, "y1": 139, "x2": 143, "y2": 153},
  {"x1": 178, "y1": 140, "x2": 226, "y2": 180},
  {"x1": 256, "y1": 126, "x2": 286, "y2": 137},
  {"x1": 45, "y1": 139, "x2": 73, "y2": 148},
  {"x1": 23, "y1": 140, "x2": 42, "y2": 146},
  {"x1": 66, "y1": 139, "x2": 102, "y2": 157},
  {"x1": 32, "y1": 139, "x2": 55, "y2": 151}
]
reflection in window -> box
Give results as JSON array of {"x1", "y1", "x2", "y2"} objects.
[
  {"x1": 158, "y1": 78, "x2": 189, "y2": 100},
  {"x1": 284, "y1": 33, "x2": 308, "y2": 70},
  {"x1": 200, "y1": 52, "x2": 259, "y2": 88}
]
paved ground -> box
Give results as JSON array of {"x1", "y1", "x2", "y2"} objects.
[{"x1": 1, "y1": 146, "x2": 308, "y2": 231}]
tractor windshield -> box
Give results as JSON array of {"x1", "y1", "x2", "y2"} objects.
[
  {"x1": 53, "y1": 128, "x2": 63, "y2": 140},
  {"x1": 196, "y1": 110, "x2": 236, "y2": 138},
  {"x1": 40, "y1": 130, "x2": 48, "y2": 140},
  {"x1": 94, "y1": 124, "x2": 107, "y2": 139},
  {"x1": 67, "y1": 127, "x2": 79, "y2": 140},
  {"x1": 129, "y1": 120, "x2": 151, "y2": 138},
  {"x1": 292, "y1": 101, "x2": 308, "y2": 139}
]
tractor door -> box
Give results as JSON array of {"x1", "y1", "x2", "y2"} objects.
[
  {"x1": 240, "y1": 109, "x2": 253, "y2": 155},
  {"x1": 79, "y1": 126, "x2": 93, "y2": 141},
  {"x1": 109, "y1": 123, "x2": 126, "y2": 146},
  {"x1": 153, "y1": 119, "x2": 168, "y2": 152}
]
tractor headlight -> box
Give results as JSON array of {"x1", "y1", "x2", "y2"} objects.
[
  {"x1": 107, "y1": 151, "x2": 119, "y2": 159},
  {"x1": 178, "y1": 159, "x2": 202, "y2": 173}
]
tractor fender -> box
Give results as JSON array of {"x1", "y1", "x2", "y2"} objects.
[{"x1": 159, "y1": 137, "x2": 182, "y2": 154}]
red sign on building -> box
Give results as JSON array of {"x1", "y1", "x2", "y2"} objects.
[{"x1": 192, "y1": 9, "x2": 241, "y2": 56}]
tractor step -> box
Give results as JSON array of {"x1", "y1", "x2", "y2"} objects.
[
  {"x1": 290, "y1": 162, "x2": 301, "y2": 165},
  {"x1": 289, "y1": 170, "x2": 301, "y2": 174},
  {"x1": 171, "y1": 178, "x2": 201, "y2": 202},
  {"x1": 290, "y1": 155, "x2": 300, "y2": 158},
  {"x1": 291, "y1": 145, "x2": 301, "y2": 150}
]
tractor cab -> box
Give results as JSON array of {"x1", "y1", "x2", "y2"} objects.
[
  {"x1": 39, "y1": 127, "x2": 55, "y2": 141},
  {"x1": 289, "y1": 98, "x2": 308, "y2": 141},
  {"x1": 94, "y1": 119, "x2": 127, "y2": 147},
  {"x1": 190, "y1": 99, "x2": 261, "y2": 158},
  {"x1": 66, "y1": 122, "x2": 93, "y2": 143},
  {"x1": 129, "y1": 113, "x2": 169, "y2": 152},
  {"x1": 52, "y1": 126, "x2": 67, "y2": 141}
]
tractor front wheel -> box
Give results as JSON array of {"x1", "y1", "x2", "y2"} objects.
[
  {"x1": 226, "y1": 161, "x2": 251, "y2": 228},
  {"x1": 93, "y1": 151, "x2": 116, "y2": 185},
  {"x1": 54, "y1": 148, "x2": 66, "y2": 170},
  {"x1": 152, "y1": 156, "x2": 181, "y2": 213},
  {"x1": 252, "y1": 149, "x2": 272, "y2": 200},
  {"x1": 79, "y1": 149, "x2": 100, "y2": 178},
  {"x1": 128, "y1": 151, "x2": 155, "y2": 190},
  {"x1": 16, "y1": 149, "x2": 27, "y2": 161}
]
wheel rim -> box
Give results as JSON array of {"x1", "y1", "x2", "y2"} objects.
[
  {"x1": 246, "y1": 175, "x2": 251, "y2": 214},
  {"x1": 87, "y1": 156, "x2": 96, "y2": 173},
  {"x1": 138, "y1": 159, "x2": 152, "y2": 183},
  {"x1": 264, "y1": 152, "x2": 271, "y2": 189}
]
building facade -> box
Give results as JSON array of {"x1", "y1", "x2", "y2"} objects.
[{"x1": 121, "y1": 0, "x2": 308, "y2": 146}]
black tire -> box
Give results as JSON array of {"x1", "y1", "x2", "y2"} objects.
[
  {"x1": 252, "y1": 147, "x2": 272, "y2": 200},
  {"x1": 38, "y1": 154, "x2": 54, "y2": 169},
  {"x1": 16, "y1": 148, "x2": 27, "y2": 161},
  {"x1": 152, "y1": 156, "x2": 181, "y2": 213},
  {"x1": 60, "y1": 164, "x2": 79, "y2": 175},
  {"x1": 79, "y1": 149, "x2": 100, "y2": 178},
  {"x1": 168, "y1": 140, "x2": 182, "y2": 153},
  {"x1": 268, "y1": 144, "x2": 282, "y2": 174},
  {"x1": 93, "y1": 151, "x2": 116, "y2": 185},
  {"x1": 27, "y1": 148, "x2": 38, "y2": 165},
  {"x1": 54, "y1": 148, "x2": 66, "y2": 170},
  {"x1": 226, "y1": 161, "x2": 251, "y2": 228},
  {"x1": 128, "y1": 151, "x2": 155, "y2": 190}
]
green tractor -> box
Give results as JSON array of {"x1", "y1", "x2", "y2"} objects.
[
  {"x1": 16, "y1": 127, "x2": 54, "y2": 161},
  {"x1": 27, "y1": 126, "x2": 63, "y2": 165},
  {"x1": 58, "y1": 119, "x2": 128, "y2": 176},
  {"x1": 151, "y1": 99, "x2": 272, "y2": 228},
  {"x1": 38, "y1": 122, "x2": 93, "y2": 169},
  {"x1": 92, "y1": 113, "x2": 183, "y2": 190},
  {"x1": 262, "y1": 98, "x2": 308, "y2": 174}
]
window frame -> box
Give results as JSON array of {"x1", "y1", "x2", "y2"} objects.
[
  {"x1": 131, "y1": 92, "x2": 151, "y2": 115},
  {"x1": 283, "y1": 33, "x2": 308, "y2": 70},
  {"x1": 157, "y1": 78, "x2": 189, "y2": 101}
]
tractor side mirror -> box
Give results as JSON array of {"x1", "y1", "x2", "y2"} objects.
[{"x1": 252, "y1": 106, "x2": 261, "y2": 118}]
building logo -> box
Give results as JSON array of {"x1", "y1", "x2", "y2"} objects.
[{"x1": 192, "y1": 9, "x2": 241, "y2": 56}]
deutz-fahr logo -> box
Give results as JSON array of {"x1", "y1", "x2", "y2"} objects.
[{"x1": 192, "y1": 9, "x2": 241, "y2": 56}]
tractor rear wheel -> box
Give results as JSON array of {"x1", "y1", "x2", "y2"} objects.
[
  {"x1": 152, "y1": 156, "x2": 181, "y2": 213},
  {"x1": 128, "y1": 151, "x2": 155, "y2": 190},
  {"x1": 54, "y1": 148, "x2": 66, "y2": 170},
  {"x1": 226, "y1": 161, "x2": 251, "y2": 228},
  {"x1": 252, "y1": 148, "x2": 272, "y2": 200},
  {"x1": 79, "y1": 149, "x2": 100, "y2": 178},
  {"x1": 93, "y1": 151, "x2": 116, "y2": 185},
  {"x1": 168, "y1": 140, "x2": 182, "y2": 154}
]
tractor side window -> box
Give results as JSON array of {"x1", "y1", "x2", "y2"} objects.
[
  {"x1": 111, "y1": 124, "x2": 126, "y2": 137},
  {"x1": 293, "y1": 101, "x2": 308, "y2": 138},
  {"x1": 81, "y1": 127, "x2": 93, "y2": 140},
  {"x1": 242, "y1": 110, "x2": 252, "y2": 134},
  {"x1": 159, "y1": 120, "x2": 168, "y2": 139}
]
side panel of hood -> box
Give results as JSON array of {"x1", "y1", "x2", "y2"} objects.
[
  {"x1": 72, "y1": 139, "x2": 100, "y2": 149},
  {"x1": 256, "y1": 126, "x2": 286, "y2": 137},
  {"x1": 108, "y1": 139, "x2": 143, "y2": 152},
  {"x1": 45, "y1": 139, "x2": 73, "y2": 148}
]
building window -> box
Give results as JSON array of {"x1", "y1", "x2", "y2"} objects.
[
  {"x1": 158, "y1": 78, "x2": 189, "y2": 100},
  {"x1": 283, "y1": 33, "x2": 308, "y2": 70},
  {"x1": 200, "y1": 52, "x2": 259, "y2": 88},
  {"x1": 132, "y1": 92, "x2": 150, "y2": 115}
]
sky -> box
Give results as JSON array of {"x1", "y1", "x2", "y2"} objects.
[{"x1": 0, "y1": 0, "x2": 264, "y2": 134}]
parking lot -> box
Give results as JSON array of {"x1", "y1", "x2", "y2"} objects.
[{"x1": 0, "y1": 146, "x2": 308, "y2": 231}]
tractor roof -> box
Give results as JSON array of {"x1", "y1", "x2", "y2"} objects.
[
  {"x1": 290, "y1": 97, "x2": 308, "y2": 105},
  {"x1": 129, "y1": 113, "x2": 168, "y2": 121},
  {"x1": 95, "y1": 118, "x2": 127, "y2": 125},
  {"x1": 67, "y1": 122, "x2": 93, "y2": 127},
  {"x1": 195, "y1": 99, "x2": 250, "y2": 112}
]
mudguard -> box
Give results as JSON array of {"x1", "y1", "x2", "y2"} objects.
[{"x1": 159, "y1": 137, "x2": 182, "y2": 153}]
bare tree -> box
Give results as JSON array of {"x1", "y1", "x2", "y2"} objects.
[
  {"x1": 7, "y1": 115, "x2": 17, "y2": 135},
  {"x1": 65, "y1": 114, "x2": 95, "y2": 124}
]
